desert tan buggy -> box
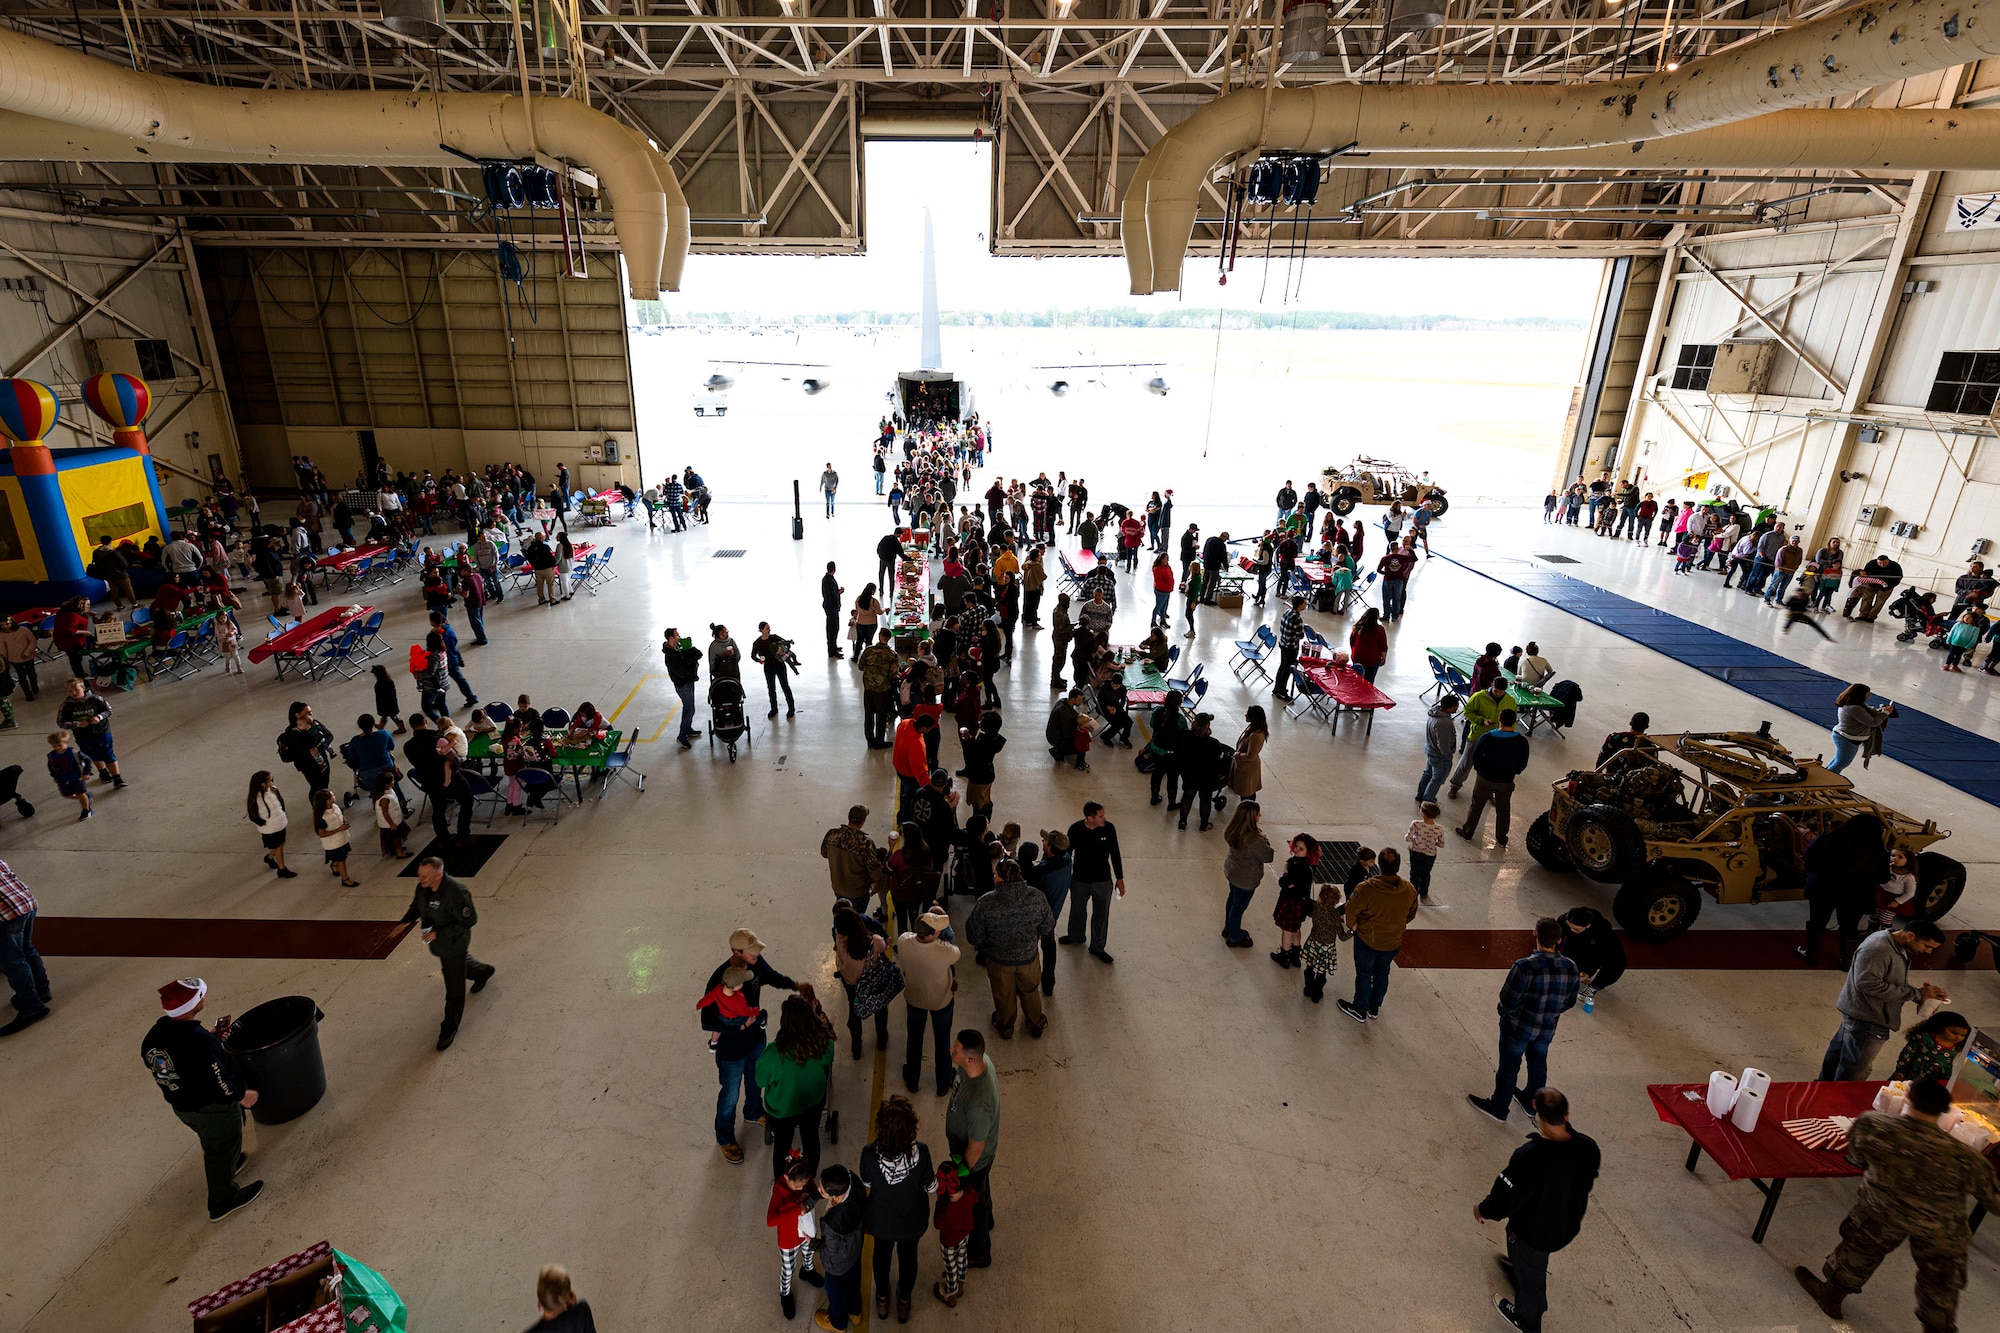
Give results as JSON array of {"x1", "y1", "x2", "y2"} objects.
[
  {"x1": 1525, "y1": 727, "x2": 1962, "y2": 942},
  {"x1": 1318, "y1": 457, "x2": 1449, "y2": 517}
]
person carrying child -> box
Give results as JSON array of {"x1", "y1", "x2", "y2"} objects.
[
  {"x1": 932, "y1": 1161, "x2": 980, "y2": 1308},
  {"x1": 696, "y1": 965, "x2": 764, "y2": 1036},
  {"x1": 766, "y1": 1151, "x2": 824, "y2": 1319}
]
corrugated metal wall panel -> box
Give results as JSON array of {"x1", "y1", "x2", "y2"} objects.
[{"x1": 1875, "y1": 262, "x2": 2000, "y2": 407}]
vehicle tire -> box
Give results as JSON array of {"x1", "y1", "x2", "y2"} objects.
[
  {"x1": 1426, "y1": 493, "x2": 1450, "y2": 518},
  {"x1": 1613, "y1": 862, "x2": 1704, "y2": 942},
  {"x1": 1330, "y1": 491, "x2": 1358, "y2": 516},
  {"x1": 1563, "y1": 804, "x2": 1645, "y2": 885},
  {"x1": 1525, "y1": 812, "x2": 1574, "y2": 872},
  {"x1": 1915, "y1": 851, "x2": 1966, "y2": 921},
  {"x1": 716, "y1": 407, "x2": 728, "y2": 417}
]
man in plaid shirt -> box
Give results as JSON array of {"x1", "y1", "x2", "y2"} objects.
[
  {"x1": 0, "y1": 858, "x2": 50, "y2": 1035},
  {"x1": 1468, "y1": 918, "x2": 1578, "y2": 1122},
  {"x1": 1273, "y1": 597, "x2": 1308, "y2": 700}
]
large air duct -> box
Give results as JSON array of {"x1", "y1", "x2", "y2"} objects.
[
  {"x1": 0, "y1": 28, "x2": 687, "y2": 297},
  {"x1": 1125, "y1": 0, "x2": 2000, "y2": 292}
]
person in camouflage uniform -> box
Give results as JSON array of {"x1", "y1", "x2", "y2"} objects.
[{"x1": 1795, "y1": 1078, "x2": 2000, "y2": 1332}]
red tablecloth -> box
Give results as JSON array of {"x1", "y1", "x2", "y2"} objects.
[
  {"x1": 10, "y1": 606, "x2": 57, "y2": 625},
  {"x1": 248, "y1": 604, "x2": 372, "y2": 664},
  {"x1": 317, "y1": 543, "x2": 391, "y2": 573},
  {"x1": 1069, "y1": 548, "x2": 1100, "y2": 574},
  {"x1": 1648, "y1": 1081, "x2": 1878, "y2": 1181},
  {"x1": 568, "y1": 542, "x2": 597, "y2": 561},
  {"x1": 1300, "y1": 662, "x2": 1396, "y2": 711}
]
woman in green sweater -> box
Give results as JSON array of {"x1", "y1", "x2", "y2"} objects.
[{"x1": 756, "y1": 993, "x2": 837, "y2": 1179}]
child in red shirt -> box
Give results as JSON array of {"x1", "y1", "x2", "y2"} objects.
[
  {"x1": 931, "y1": 1161, "x2": 980, "y2": 1307},
  {"x1": 766, "y1": 1153, "x2": 823, "y2": 1318},
  {"x1": 694, "y1": 967, "x2": 761, "y2": 1028}
]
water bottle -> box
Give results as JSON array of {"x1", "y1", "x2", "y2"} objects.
[{"x1": 1581, "y1": 985, "x2": 1595, "y2": 1015}]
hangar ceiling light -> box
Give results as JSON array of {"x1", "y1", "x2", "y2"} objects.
[{"x1": 379, "y1": 0, "x2": 445, "y2": 42}]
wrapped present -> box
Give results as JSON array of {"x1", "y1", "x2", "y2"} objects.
[{"x1": 190, "y1": 1241, "x2": 406, "y2": 1333}]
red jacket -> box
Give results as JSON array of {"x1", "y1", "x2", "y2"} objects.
[
  {"x1": 893, "y1": 718, "x2": 930, "y2": 781},
  {"x1": 767, "y1": 1179, "x2": 811, "y2": 1249},
  {"x1": 53, "y1": 610, "x2": 92, "y2": 650},
  {"x1": 1349, "y1": 624, "x2": 1389, "y2": 667},
  {"x1": 1152, "y1": 563, "x2": 1175, "y2": 593},
  {"x1": 934, "y1": 1186, "x2": 979, "y2": 1247}
]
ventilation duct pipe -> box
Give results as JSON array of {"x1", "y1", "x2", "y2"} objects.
[
  {"x1": 1280, "y1": 1, "x2": 1330, "y2": 64},
  {"x1": 1124, "y1": 0, "x2": 2000, "y2": 292},
  {"x1": 380, "y1": 0, "x2": 446, "y2": 42},
  {"x1": 1383, "y1": 0, "x2": 1445, "y2": 36},
  {"x1": 0, "y1": 28, "x2": 687, "y2": 298}
]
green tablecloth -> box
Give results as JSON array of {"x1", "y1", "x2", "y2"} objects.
[
  {"x1": 468, "y1": 728, "x2": 619, "y2": 767},
  {"x1": 1425, "y1": 646, "x2": 1562, "y2": 710},
  {"x1": 1122, "y1": 661, "x2": 1170, "y2": 693}
]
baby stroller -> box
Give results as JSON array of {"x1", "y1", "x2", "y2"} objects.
[
  {"x1": 0, "y1": 765, "x2": 35, "y2": 823},
  {"x1": 708, "y1": 677, "x2": 751, "y2": 762},
  {"x1": 1889, "y1": 588, "x2": 1950, "y2": 645}
]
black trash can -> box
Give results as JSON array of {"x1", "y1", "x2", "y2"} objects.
[{"x1": 222, "y1": 996, "x2": 327, "y2": 1125}]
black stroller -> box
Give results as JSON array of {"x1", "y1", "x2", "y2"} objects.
[
  {"x1": 0, "y1": 765, "x2": 34, "y2": 822},
  {"x1": 709, "y1": 677, "x2": 751, "y2": 762}
]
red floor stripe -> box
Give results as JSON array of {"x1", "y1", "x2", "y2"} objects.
[
  {"x1": 37, "y1": 917, "x2": 415, "y2": 960},
  {"x1": 1394, "y1": 928, "x2": 1992, "y2": 972}
]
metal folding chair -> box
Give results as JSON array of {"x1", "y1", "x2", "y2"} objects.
[
  {"x1": 1285, "y1": 668, "x2": 1334, "y2": 724},
  {"x1": 602, "y1": 733, "x2": 646, "y2": 794}
]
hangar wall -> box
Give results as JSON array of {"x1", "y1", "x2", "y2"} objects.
[
  {"x1": 0, "y1": 205, "x2": 241, "y2": 510},
  {"x1": 1594, "y1": 65, "x2": 2000, "y2": 598}
]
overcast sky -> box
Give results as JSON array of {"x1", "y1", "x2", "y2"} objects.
[{"x1": 671, "y1": 141, "x2": 1605, "y2": 322}]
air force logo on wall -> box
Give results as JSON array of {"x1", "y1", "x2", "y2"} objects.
[{"x1": 1950, "y1": 194, "x2": 2000, "y2": 231}]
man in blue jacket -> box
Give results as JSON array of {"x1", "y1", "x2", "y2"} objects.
[
  {"x1": 1455, "y1": 707, "x2": 1531, "y2": 848},
  {"x1": 702, "y1": 927, "x2": 797, "y2": 1164}
]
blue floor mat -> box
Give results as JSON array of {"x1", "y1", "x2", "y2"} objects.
[{"x1": 1441, "y1": 554, "x2": 2000, "y2": 808}]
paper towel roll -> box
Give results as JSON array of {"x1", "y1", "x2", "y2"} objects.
[
  {"x1": 1730, "y1": 1085, "x2": 1766, "y2": 1133},
  {"x1": 1738, "y1": 1067, "x2": 1772, "y2": 1103},
  {"x1": 1706, "y1": 1071, "x2": 1740, "y2": 1118}
]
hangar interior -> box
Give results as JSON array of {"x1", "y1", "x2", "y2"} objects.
[{"x1": 2, "y1": 3, "x2": 2000, "y2": 1332}]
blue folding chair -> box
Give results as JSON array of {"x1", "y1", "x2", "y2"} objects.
[
  {"x1": 149, "y1": 630, "x2": 199, "y2": 681},
  {"x1": 483, "y1": 701, "x2": 513, "y2": 727},
  {"x1": 316, "y1": 626, "x2": 366, "y2": 680},
  {"x1": 1230, "y1": 630, "x2": 1271, "y2": 681},
  {"x1": 541, "y1": 707, "x2": 571, "y2": 732},
  {"x1": 568, "y1": 556, "x2": 599, "y2": 597},
  {"x1": 602, "y1": 733, "x2": 646, "y2": 794},
  {"x1": 460, "y1": 771, "x2": 505, "y2": 827},
  {"x1": 353, "y1": 610, "x2": 386, "y2": 659},
  {"x1": 516, "y1": 768, "x2": 573, "y2": 823}
]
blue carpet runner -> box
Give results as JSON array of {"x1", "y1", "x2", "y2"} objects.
[{"x1": 1438, "y1": 553, "x2": 2000, "y2": 808}]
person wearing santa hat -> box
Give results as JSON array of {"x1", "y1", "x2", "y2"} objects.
[{"x1": 141, "y1": 977, "x2": 264, "y2": 1222}]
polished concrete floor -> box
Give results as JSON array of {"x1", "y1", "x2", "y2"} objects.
[{"x1": 2, "y1": 490, "x2": 1995, "y2": 1333}]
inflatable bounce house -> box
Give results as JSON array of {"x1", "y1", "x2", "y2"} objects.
[{"x1": 0, "y1": 374, "x2": 171, "y2": 614}]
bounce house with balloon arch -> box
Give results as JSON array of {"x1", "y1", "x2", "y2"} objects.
[{"x1": 0, "y1": 373, "x2": 172, "y2": 613}]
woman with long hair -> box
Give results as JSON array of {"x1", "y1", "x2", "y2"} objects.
[
  {"x1": 246, "y1": 771, "x2": 296, "y2": 878},
  {"x1": 888, "y1": 823, "x2": 938, "y2": 934},
  {"x1": 1221, "y1": 800, "x2": 1272, "y2": 949},
  {"x1": 831, "y1": 905, "x2": 890, "y2": 1060},
  {"x1": 1892, "y1": 1009, "x2": 1971, "y2": 1082},
  {"x1": 858, "y1": 1094, "x2": 936, "y2": 1323},
  {"x1": 756, "y1": 993, "x2": 837, "y2": 1178},
  {"x1": 1827, "y1": 682, "x2": 1896, "y2": 774},
  {"x1": 851, "y1": 583, "x2": 882, "y2": 660},
  {"x1": 1349, "y1": 607, "x2": 1389, "y2": 683},
  {"x1": 1231, "y1": 705, "x2": 1269, "y2": 802}
]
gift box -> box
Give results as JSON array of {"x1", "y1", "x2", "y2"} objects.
[{"x1": 189, "y1": 1241, "x2": 406, "y2": 1333}]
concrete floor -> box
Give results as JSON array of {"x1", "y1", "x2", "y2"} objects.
[{"x1": 2, "y1": 493, "x2": 1995, "y2": 1333}]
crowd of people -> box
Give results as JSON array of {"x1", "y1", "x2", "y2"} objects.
[
  {"x1": 10, "y1": 421, "x2": 2000, "y2": 1333},
  {"x1": 1549, "y1": 469, "x2": 2000, "y2": 668}
]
